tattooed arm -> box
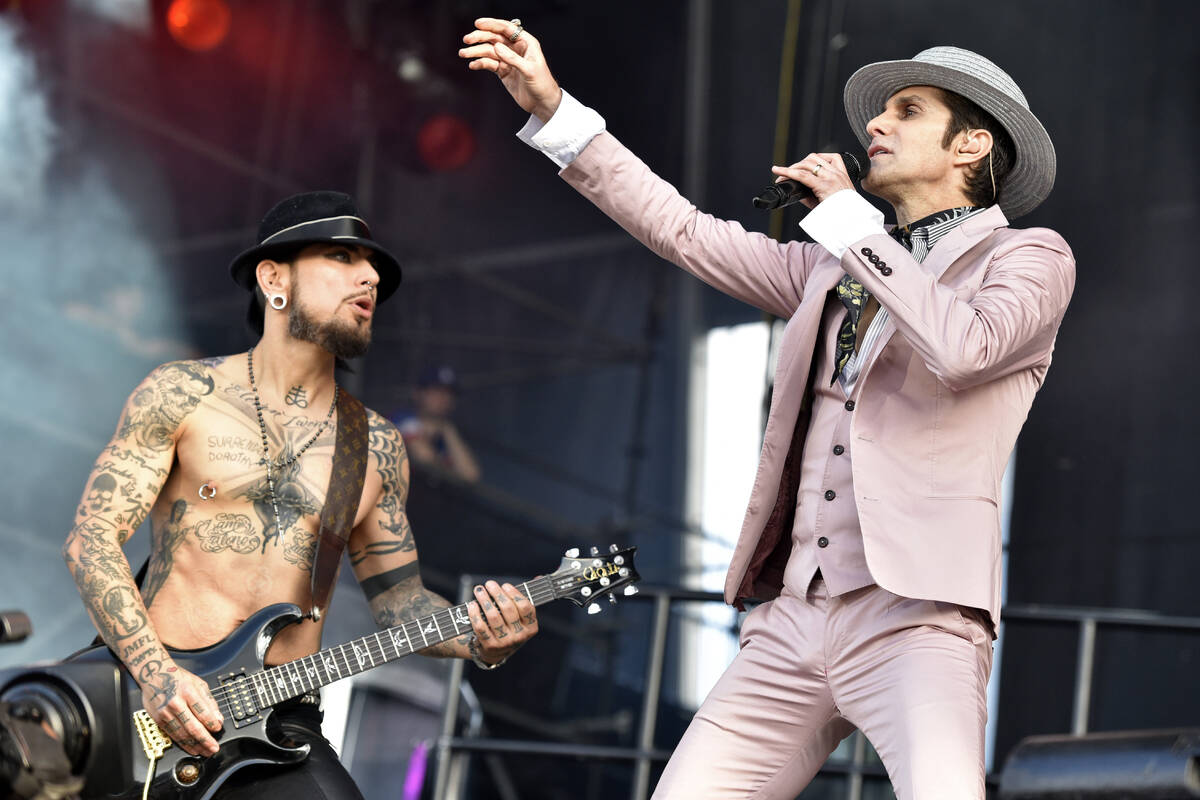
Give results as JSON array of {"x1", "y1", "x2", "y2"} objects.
[
  {"x1": 61, "y1": 361, "x2": 223, "y2": 757},
  {"x1": 351, "y1": 412, "x2": 537, "y2": 664}
]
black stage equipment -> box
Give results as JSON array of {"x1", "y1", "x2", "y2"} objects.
[
  {"x1": 0, "y1": 613, "x2": 131, "y2": 799},
  {"x1": 999, "y1": 729, "x2": 1200, "y2": 798}
]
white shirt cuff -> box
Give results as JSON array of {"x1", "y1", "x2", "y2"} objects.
[
  {"x1": 799, "y1": 190, "x2": 887, "y2": 259},
  {"x1": 515, "y1": 89, "x2": 606, "y2": 170}
]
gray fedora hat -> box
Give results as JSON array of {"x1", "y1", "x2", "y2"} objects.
[{"x1": 843, "y1": 46, "x2": 1055, "y2": 219}]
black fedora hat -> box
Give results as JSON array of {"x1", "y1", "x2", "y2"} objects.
[{"x1": 229, "y1": 190, "x2": 402, "y2": 302}]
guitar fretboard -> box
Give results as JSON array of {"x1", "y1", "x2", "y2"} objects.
[{"x1": 242, "y1": 574, "x2": 558, "y2": 708}]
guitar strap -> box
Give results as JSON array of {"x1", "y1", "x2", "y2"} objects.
[{"x1": 308, "y1": 388, "x2": 369, "y2": 621}]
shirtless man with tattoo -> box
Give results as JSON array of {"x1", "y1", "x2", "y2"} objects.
[{"x1": 62, "y1": 191, "x2": 539, "y2": 798}]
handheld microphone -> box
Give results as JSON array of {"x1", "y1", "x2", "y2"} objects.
[{"x1": 752, "y1": 152, "x2": 869, "y2": 210}]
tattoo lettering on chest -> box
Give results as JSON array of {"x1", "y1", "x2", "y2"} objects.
[
  {"x1": 194, "y1": 514, "x2": 262, "y2": 553},
  {"x1": 284, "y1": 385, "x2": 309, "y2": 408},
  {"x1": 206, "y1": 435, "x2": 259, "y2": 469}
]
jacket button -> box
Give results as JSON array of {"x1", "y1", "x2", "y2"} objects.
[
  {"x1": 844, "y1": 400, "x2": 855, "y2": 411},
  {"x1": 861, "y1": 247, "x2": 872, "y2": 256},
  {"x1": 833, "y1": 444, "x2": 845, "y2": 455},
  {"x1": 881, "y1": 266, "x2": 893, "y2": 276},
  {"x1": 817, "y1": 536, "x2": 830, "y2": 548},
  {"x1": 824, "y1": 490, "x2": 836, "y2": 501},
  {"x1": 869, "y1": 254, "x2": 881, "y2": 264}
]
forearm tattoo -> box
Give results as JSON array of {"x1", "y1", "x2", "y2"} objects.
[{"x1": 369, "y1": 573, "x2": 470, "y2": 658}]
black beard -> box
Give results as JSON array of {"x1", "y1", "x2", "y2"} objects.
[{"x1": 287, "y1": 284, "x2": 371, "y2": 359}]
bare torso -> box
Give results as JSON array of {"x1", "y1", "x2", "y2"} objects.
[{"x1": 138, "y1": 354, "x2": 384, "y2": 664}]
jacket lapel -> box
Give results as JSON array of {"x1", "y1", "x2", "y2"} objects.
[{"x1": 852, "y1": 206, "x2": 1010, "y2": 387}]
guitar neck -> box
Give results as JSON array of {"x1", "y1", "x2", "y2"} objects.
[{"x1": 252, "y1": 574, "x2": 556, "y2": 707}]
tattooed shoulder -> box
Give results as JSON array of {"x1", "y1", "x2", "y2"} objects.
[
  {"x1": 366, "y1": 409, "x2": 408, "y2": 492},
  {"x1": 118, "y1": 360, "x2": 217, "y2": 452}
]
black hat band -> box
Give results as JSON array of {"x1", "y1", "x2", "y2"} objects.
[{"x1": 260, "y1": 215, "x2": 372, "y2": 247}]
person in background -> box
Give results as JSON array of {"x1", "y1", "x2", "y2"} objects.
[{"x1": 394, "y1": 365, "x2": 482, "y2": 483}]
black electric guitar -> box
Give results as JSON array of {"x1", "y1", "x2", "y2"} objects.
[{"x1": 73, "y1": 545, "x2": 639, "y2": 800}]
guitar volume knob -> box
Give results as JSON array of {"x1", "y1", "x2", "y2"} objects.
[{"x1": 175, "y1": 761, "x2": 201, "y2": 785}]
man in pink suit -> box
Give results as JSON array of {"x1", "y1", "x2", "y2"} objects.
[{"x1": 462, "y1": 19, "x2": 1074, "y2": 800}]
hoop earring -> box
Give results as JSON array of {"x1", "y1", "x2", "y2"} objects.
[{"x1": 269, "y1": 293, "x2": 288, "y2": 311}]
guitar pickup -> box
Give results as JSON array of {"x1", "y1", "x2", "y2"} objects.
[{"x1": 219, "y1": 671, "x2": 262, "y2": 728}]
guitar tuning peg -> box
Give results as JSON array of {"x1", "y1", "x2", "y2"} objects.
[
  {"x1": 587, "y1": 602, "x2": 602, "y2": 615},
  {"x1": 590, "y1": 546, "x2": 600, "y2": 556},
  {"x1": 609, "y1": 544, "x2": 619, "y2": 553},
  {"x1": 565, "y1": 548, "x2": 580, "y2": 558},
  {"x1": 608, "y1": 594, "x2": 618, "y2": 605},
  {"x1": 623, "y1": 585, "x2": 639, "y2": 596}
]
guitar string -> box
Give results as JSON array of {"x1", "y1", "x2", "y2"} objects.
[
  {"x1": 204, "y1": 585, "x2": 560, "y2": 709},
  {"x1": 200, "y1": 578, "x2": 569, "y2": 710}
]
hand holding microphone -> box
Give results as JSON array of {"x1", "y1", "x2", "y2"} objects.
[{"x1": 753, "y1": 151, "x2": 868, "y2": 210}]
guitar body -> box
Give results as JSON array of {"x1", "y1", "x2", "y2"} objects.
[{"x1": 72, "y1": 604, "x2": 310, "y2": 800}]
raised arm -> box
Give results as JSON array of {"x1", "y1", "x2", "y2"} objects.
[
  {"x1": 62, "y1": 361, "x2": 224, "y2": 757},
  {"x1": 350, "y1": 412, "x2": 536, "y2": 666},
  {"x1": 459, "y1": 18, "x2": 821, "y2": 319}
]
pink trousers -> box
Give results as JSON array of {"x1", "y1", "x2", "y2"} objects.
[{"x1": 652, "y1": 580, "x2": 993, "y2": 799}]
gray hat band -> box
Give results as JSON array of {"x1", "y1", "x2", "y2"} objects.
[{"x1": 260, "y1": 215, "x2": 372, "y2": 246}]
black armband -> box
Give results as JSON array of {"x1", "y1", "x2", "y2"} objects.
[{"x1": 359, "y1": 562, "x2": 420, "y2": 601}]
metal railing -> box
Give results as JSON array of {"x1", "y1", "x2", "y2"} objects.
[{"x1": 431, "y1": 581, "x2": 1200, "y2": 800}]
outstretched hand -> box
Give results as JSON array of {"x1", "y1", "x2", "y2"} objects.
[{"x1": 459, "y1": 17, "x2": 562, "y2": 122}]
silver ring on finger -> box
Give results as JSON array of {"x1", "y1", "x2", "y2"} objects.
[
  {"x1": 508, "y1": 18, "x2": 524, "y2": 42},
  {"x1": 812, "y1": 163, "x2": 823, "y2": 176}
]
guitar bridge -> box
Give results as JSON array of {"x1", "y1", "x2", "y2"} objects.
[{"x1": 133, "y1": 710, "x2": 173, "y2": 760}]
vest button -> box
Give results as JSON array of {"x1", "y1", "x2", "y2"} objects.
[
  {"x1": 844, "y1": 400, "x2": 856, "y2": 411},
  {"x1": 817, "y1": 536, "x2": 830, "y2": 548},
  {"x1": 833, "y1": 444, "x2": 845, "y2": 455},
  {"x1": 824, "y1": 490, "x2": 836, "y2": 501}
]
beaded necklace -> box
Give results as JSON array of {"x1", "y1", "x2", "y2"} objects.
[{"x1": 246, "y1": 346, "x2": 338, "y2": 542}]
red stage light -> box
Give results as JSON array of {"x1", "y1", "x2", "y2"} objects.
[
  {"x1": 417, "y1": 113, "x2": 477, "y2": 172},
  {"x1": 166, "y1": 0, "x2": 231, "y2": 52}
]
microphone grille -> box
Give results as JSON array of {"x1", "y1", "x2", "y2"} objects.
[{"x1": 842, "y1": 151, "x2": 869, "y2": 182}]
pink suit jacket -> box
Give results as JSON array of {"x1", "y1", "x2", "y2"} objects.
[{"x1": 561, "y1": 132, "x2": 1076, "y2": 625}]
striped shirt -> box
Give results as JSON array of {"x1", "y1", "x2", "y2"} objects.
[{"x1": 840, "y1": 206, "x2": 983, "y2": 394}]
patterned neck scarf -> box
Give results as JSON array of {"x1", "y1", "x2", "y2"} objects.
[{"x1": 830, "y1": 206, "x2": 982, "y2": 385}]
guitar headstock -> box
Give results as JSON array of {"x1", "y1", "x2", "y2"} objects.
[{"x1": 548, "y1": 545, "x2": 640, "y2": 615}]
